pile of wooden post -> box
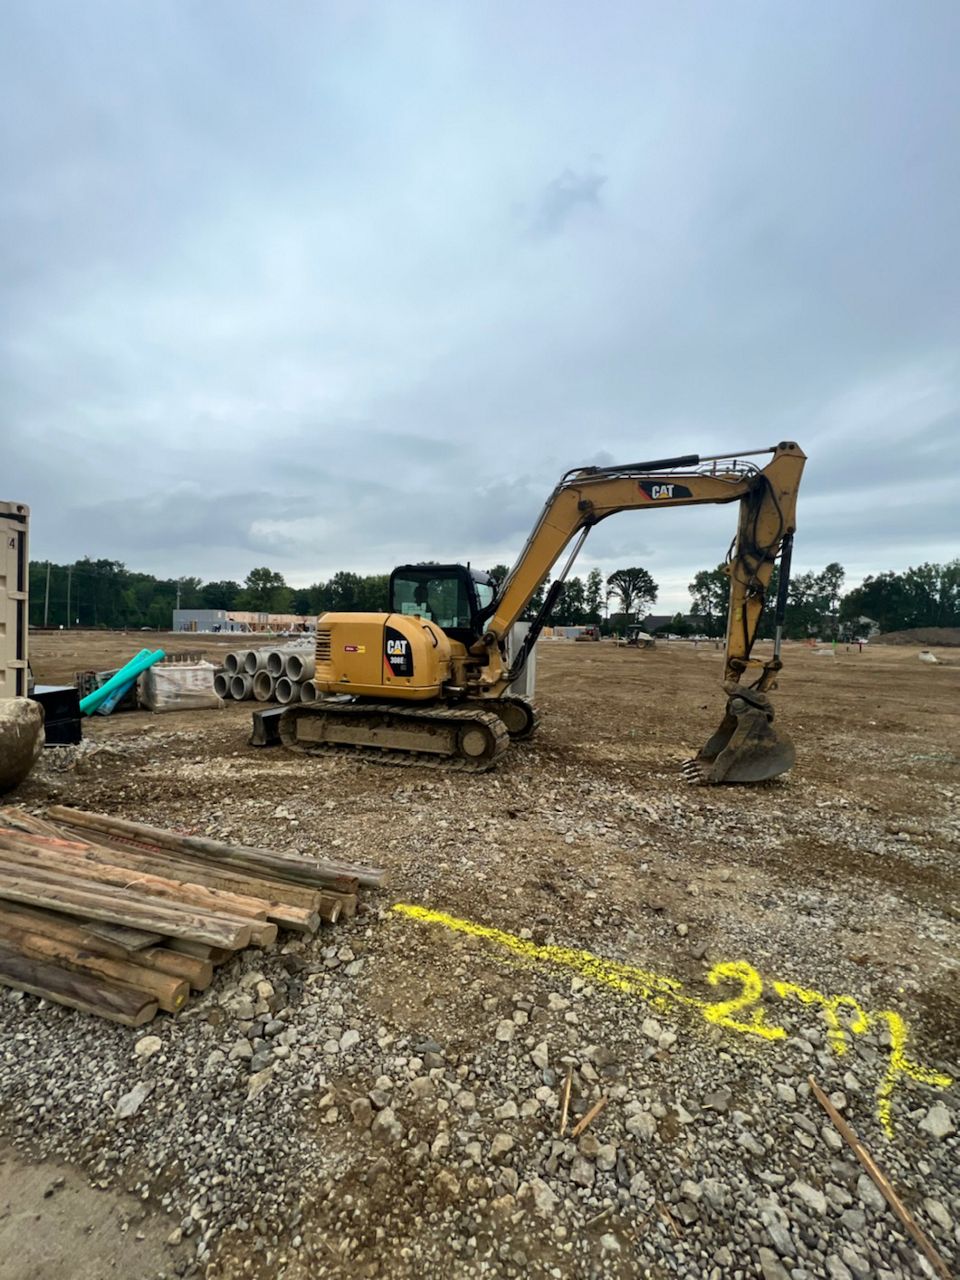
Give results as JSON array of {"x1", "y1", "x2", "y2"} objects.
[{"x1": 0, "y1": 805, "x2": 385, "y2": 1026}]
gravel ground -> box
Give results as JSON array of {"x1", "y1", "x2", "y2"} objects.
[{"x1": 1, "y1": 637, "x2": 957, "y2": 1279}]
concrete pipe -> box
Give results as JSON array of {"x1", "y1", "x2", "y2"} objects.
[
  {"x1": 229, "y1": 673, "x2": 254, "y2": 701},
  {"x1": 284, "y1": 652, "x2": 316, "y2": 681},
  {"x1": 300, "y1": 679, "x2": 319, "y2": 704},
  {"x1": 266, "y1": 649, "x2": 288, "y2": 677},
  {"x1": 213, "y1": 671, "x2": 231, "y2": 699},
  {"x1": 224, "y1": 651, "x2": 247, "y2": 675},
  {"x1": 274, "y1": 676, "x2": 302, "y2": 705},
  {"x1": 253, "y1": 670, "x2": 277, "y2": 702},
  {"x1": 243, "y1": 649, "x2": 270, "y2": 674}
]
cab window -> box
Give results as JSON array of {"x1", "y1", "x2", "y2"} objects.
[
  {"x1": 474, "y1": 581, "x2": 495, "y2": 611},
  {"x1": 392, "y1": 572, "x2": 472, "y2": 630}
]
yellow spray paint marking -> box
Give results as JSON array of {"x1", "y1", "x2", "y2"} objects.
[
  {"x1": 391, "y1": 903, "x2": 952, "y2": 1138},
  {"x1": 772, "y1": 981, "x2": 869, "y2": 1056}
]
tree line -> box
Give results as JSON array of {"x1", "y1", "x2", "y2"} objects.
[{"x1": 28, "y1": 555, "x2": 959, "y2": 638}]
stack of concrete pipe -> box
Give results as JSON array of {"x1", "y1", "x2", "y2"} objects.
[{"x1": 215, "y1": 644, "x2": 316, "y2": 705}]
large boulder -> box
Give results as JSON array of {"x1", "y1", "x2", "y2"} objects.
[{"x1": 0, "y1": 697, "x2": 44, "y2": 793}]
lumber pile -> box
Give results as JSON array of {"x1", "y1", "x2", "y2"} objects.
[{"x1": 0, "y1": 805, "x2": 385, "y2": 1026}]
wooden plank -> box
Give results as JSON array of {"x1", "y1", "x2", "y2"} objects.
[
  {"x1": 0, "y1": 919, "x2": 188, "y2": 1013},
  {"x1": 46, "y1": 805, "x2": 384, "y2": 889},
  {"x1": 82, "y1": 922, "x2": 162, "y2": 951},
  {"x1": 316, "y1": 895, "x2": 342, "y2": 925},
  {"x1": 166, "y1": 939, "x2": 232, "y2": 963},
  {"x1": 0, "y1": 871, "x2": 250, "y2": 949},
  {"x1": 32, "y1": 813, "x2": 347, "y2": 914},
  {"x1": 139, "y1": 948, "x2": 213, "y2": 990},
  {"x1": 27, "y1": 832, "x2": 323, "y2": 928},
  {"x1": 0, "y1": 835, "x2": 273, "y2": 921},
  {"x1": 809, "y1": 1076, "x2": 952, "y2": 1280},
  {"x1": 0, "y1": 839, "x2": 282, "y2": 946},
  {"x1": 61, "y1": 841, "x2": 317, "y2": 932},
  {"x1": 322, "y1": 890, "x2": 357, "y2": 919},
  {"x1": 0, "y1": 904, "x2": 213, "y2": 990},
  {"x1": 0, "y1": 941, "x2": 157, "y2": 1026},
  {"x1": 50, "y1": 827, "x2": 325, "y2": 910}
]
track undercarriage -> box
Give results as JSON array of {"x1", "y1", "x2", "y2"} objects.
[{"x1": 279, "y1": 696, "x2": 537, "y2": 771}]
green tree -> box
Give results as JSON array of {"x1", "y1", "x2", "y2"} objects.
[
  {"x1": 555, "y1": 576, "x2": 587, "y2": 625},
  {"x1": 240, "y1": 567, "x2": 292, "y2": 613},
  {"x1": 688, "y1": 564, "x2": 729, "y2": 637},
  {"x1": 327, "y1": 571, "x2": 364, "y2": 611},
  {"x1": 606, "y1": 567, "x2": 658, "y2": 623},
  {"x1": 584, "y1": 568, "x2": 605, "y2": 622},
  {"x1": 358, "y1": 574, "x2": 389, "y2": 611},
  {"x1": 840, "y1": 560, "x2": 960, "y2": 633},
  {"x1": 201, "y1": 580, "x2": 241, "y2": 610},
  {"x1": 486, "y1": 564, "x2": 511, "y2": 590}
]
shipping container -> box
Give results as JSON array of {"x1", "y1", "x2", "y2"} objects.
[{"x1": 0, "y1": 502, "x2": 29, "y2": 698}]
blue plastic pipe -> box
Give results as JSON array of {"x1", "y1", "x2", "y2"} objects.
[
  {"x1": 94, "y1": 649, "x2": 151, "y2": 716},
  {"x1": 79, "y1": 648, "x2": 166, "y2": 715}
]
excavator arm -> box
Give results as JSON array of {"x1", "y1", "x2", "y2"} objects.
[{"x1": 475, "y1": 440, "x2": 806, "y2": 783}]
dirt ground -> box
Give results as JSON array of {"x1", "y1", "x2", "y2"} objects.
[
  {"x1": 7, "y1": 630, "x2": 960, "y2": 1277},
  {"x1": 22, "y1": 627, "x2": 960, "y2": 1057},
  {"x1": 0, "y1": 1149, "x2": 186, "y2": 1280}
]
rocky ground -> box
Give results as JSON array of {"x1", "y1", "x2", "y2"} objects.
[{"x1": 1, "y1": 635, "x2": 957, "y2": 1279}]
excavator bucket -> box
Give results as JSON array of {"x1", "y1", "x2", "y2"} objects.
[{"x1": 682, "y1": 683, "x2": 795, "y2": 785}]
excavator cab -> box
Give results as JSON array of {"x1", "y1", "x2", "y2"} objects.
[{"x1": 389, "y1": 565, "x2": 496, "y2": 649}]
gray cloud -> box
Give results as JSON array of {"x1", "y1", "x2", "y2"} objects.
[
  {"x1": 529, "y1": 168, "x2": 607, "y2": 236},
  {"x1": 2, "y1": 1, "x2": 959, "y2": 610}
]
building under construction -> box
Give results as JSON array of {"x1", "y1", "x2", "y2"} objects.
[{"x1": 171, "y1": 608, "x2": 315, "y2": 634}]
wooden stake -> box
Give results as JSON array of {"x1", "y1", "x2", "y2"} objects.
[
  {"x1": 570, "y1": 1095, "x2": 608, "y2": 1139},
  {"x1": 658, "y1": 1204, "x2": 681, "y2": 1240},
  {"x1": 559, "y1": 1065, "x2": 573, "y2": 1136},
  {"x1": 808, "y1": 1076, "x2": 952, "y2": 1280}
]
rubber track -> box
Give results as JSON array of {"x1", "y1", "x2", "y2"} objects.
[
  {"x1": 463, "y1": 696, "x2": 541, "y2": 741},
  {"x1": 280, "y1": 702, "x2": 510, "y2": 772}
]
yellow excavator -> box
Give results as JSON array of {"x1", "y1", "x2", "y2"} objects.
[{"x1": 280, "y1": 440, "x2": 805, "y2": 782}]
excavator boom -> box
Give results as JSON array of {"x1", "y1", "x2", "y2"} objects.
[{"x1": 473, "y1": 441, "x2": 806, "y2": 781}]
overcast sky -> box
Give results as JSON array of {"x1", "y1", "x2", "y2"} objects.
[{"x1": 3, "y1": 1, "x2": 958, "y2": 611}]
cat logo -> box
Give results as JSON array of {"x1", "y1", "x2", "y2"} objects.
[
  {"x1": 639, "y1": 481, "x2": 693, "y2": 501},
  {"x1": 384, "y1": 626, "x2": 415, "y2": 677}
]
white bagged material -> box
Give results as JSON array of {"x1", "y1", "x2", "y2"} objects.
[{"x1": 139, "y1": 661, "x2": 223, "y2": 712}]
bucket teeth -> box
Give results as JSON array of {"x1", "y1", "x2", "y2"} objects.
[{"x1": 681, "y1": 759, "x2": 710, "y2": 785}]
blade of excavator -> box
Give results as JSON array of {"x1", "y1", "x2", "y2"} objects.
[{"x1": 682, "y1": 683, "x2": 795, "y2": 785}]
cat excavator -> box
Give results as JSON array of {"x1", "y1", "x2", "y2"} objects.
[{"x1": 280, "y1": 440, "x2": 805, "y2": 783}]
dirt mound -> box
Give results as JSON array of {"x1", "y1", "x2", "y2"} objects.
[{"x1": 873, "y1": 626, "x2": 960, "y2": 646}]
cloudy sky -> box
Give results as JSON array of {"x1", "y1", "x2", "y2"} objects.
[{"x1": 3, "y1": 2, "x2": 958, "y2": 610}]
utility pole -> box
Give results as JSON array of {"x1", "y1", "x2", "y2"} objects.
[
  {"x1": 44, "y1": 561, "x2": 51, "y2": 627},
  {"x1": 176, "y1": 580, "x2": 181, "y2": 611},
  {"x1": 66, "y1": 565, "x2": 72, "y2": 628}
]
